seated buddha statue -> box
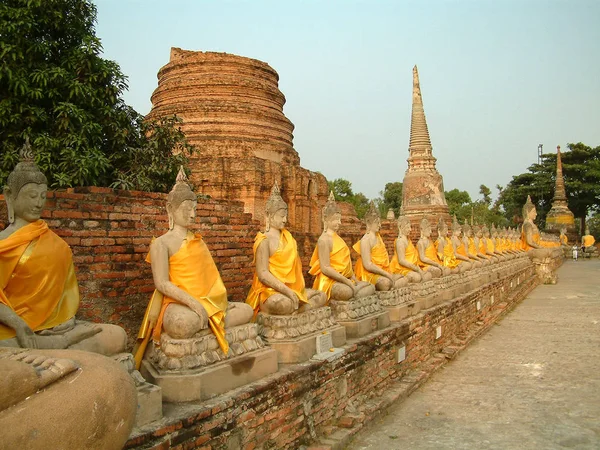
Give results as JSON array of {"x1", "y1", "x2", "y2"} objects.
[
  {"x1": 462, "y1": 222, "x2": 488, "y2": 265},
  {"x1": 473, "y1": 225, "x2": 493, "y2": 261},
  {"x1": 479, "y1": 224, "x2": 499, "y2": 262},
  {"x1": 559, "y1": 227, "x2": 569, "y2": 247},
  {"x1": 521, "y1": 196, "x2": 552, "y2": 258},
  {"x1": 389, "y1": 216, "x2": 429, "y2": 282},
  {"x1": 0, "y1": 140, "x2": 126, "y2": 355},
  {"x1": 133, "y1": 168, "x2": 253, "y2": 368},
  {"x1": 353, "y1": 202, "x2": 407, "y2": 291},
  {"x1": 451, "y1": 216, "x2": 478, "y2": 269},
  {"x1": 309, "y1": 192, "x2": 375, "y2": 301},
  {"x1": 490, "y1": 224, "x2": 508, "y2": 260},
  {"x1": 581, "y1": 228, "x2": 596, "y2": 254},
  {"x1": 436, "y1": 217, "x2": 467, "y2": 273},
  {"x1": 416, "y1": 218, "x2": 447, "y2": 277},
  {"x1": 246, "y1": 184, "x2": 326, "y2": 315}
]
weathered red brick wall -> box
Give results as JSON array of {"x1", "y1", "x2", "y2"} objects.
[
  {"x1": 0, "y1": 188, "x2": 260, "y2": 343},
  {"x1": 125, "y1": 261, "x2": 540, "y2": 449}
]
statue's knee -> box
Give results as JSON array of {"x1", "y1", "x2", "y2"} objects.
[
  {"x1": 262, "y1": 295, "x2": 294, "y2": 315},
  {"x1": 376, "y1": 277, "x2": 392, "y2": 291},
  {"x1": 226, "y1": 302, "x2": 254, "y2": 327},
  {"x1": 331, "y1": 283, "x2": 353, "y2": 301},
  {"x1": 163, "y1": 304, "x2": 202, "y2": 339},
  {"x1": 308, "y1": 290, "x2": 327, "y2": 308}
]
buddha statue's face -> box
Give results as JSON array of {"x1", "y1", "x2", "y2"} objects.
[
  {"x1": 269, "y1": 208, "x2": 288, "y2": 231},
  {"x1": 464, "y1": 227, "x2": 472, "y2": 237},
  {"x1": 324, "y1": 213, "x2": 342, "y2": 233},
  {"x1": 476, "y1": 228, "x2": 483, "y2": 238},
  {"x1": 452, "y1": 227, "x2": 461, "y2": 238},
  {"x1": 399, "y1": 221, "x2": 411, "y2": 236},
  {"x1": 10, "y1": 182, "x2": 47, "y2": 223},
  {"x1": 528, "y1": 207, "x2": 537, "y2": 221},
  {"x1": 171, "y1": 199, "x2": 197, "y2": 228},
  {"x1": 367, "y1": 217, "x2": 381, "y2": 233},
  {"x1": 421, "y1": 223, "x2": 431, "y2": 238}
]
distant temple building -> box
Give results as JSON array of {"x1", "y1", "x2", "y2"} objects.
[
  {"x1": 545, "y1": 145, "x2": 576, "y2": 239},
  {"x1": 401, "y1": 66, "x2": 450, "y2": 234},
  {"x1": 147, "y1": 48, "x2": 328, "y2": 233}
]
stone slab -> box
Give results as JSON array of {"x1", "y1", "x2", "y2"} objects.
[
  {"x1": 337, "y1": 311, "x2": 390, "y2": 339},
  {"x1": 385, "y1": 300, "x2": 420, "y2": 322},
  {"x1": 312, "y1": 347, "x2": 346, "y2": 362},
  {"x1": 140, "y1": 347, "x2": 278, "y2": 403},
  {"x1": 267, "y1": 325, "x2": 346, "y2": 364},
  {"x1": 135, "y1": 382, "x2": 162, "y2": 427}
]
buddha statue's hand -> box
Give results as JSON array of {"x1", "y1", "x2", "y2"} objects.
[
  {"x1": 286, "y1": 291, "x2": 300, "y2": 310},
  {"x1": 189, "y1": 302, "x2": 209, "y2": 329},
  {"x1": 15, "y1": 324, "x2": 39, "y2": 349}
]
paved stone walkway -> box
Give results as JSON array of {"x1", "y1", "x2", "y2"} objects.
[{"x1": 347, "y1": 259, "x2": 600, "y2": 450}]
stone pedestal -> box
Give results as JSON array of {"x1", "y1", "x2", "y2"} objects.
[
  {"x1": 140, "y1": 323, "x2": 278, "y2": 402},
  {"x1": 257, "y1": 307, "x2": 346, "y2": 364},
  {"x1": 135, "y1": 382, "x2": 163, "y2": 427},
  {"x1": 376, "y1": 287, "x2": 420, "y2": 322},
  {"x1": 410, "y1": 279, "x2": 442, "y2": 310},
  {"x1": 329, "y1": 295, "x2": 390, "y2": 338}
]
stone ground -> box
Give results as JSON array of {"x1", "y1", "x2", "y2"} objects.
[{"x1": 347, "y1": 259, "x2": 600, "y2": 450}]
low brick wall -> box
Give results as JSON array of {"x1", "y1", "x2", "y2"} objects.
[{"x1": 125, "y1": 258, "x2": 541, "y2": 450}]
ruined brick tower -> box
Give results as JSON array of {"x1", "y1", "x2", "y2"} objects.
[
  {"x1": 147, "y1": 48, "x2": 328, "y2": 233},
  {"x1": 401, "y1": 66, "x2": 450, "y2": 231},
  {"x1": 545, "y1": 145, "x2": 576, "y2": 239}
]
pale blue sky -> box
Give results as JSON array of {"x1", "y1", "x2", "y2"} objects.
[{"x1": 95, "y1": 0, "x2": 599, "y2": 201}]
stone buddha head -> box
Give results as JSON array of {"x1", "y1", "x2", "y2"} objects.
[
  {"x1": 265, "y1": 183, "x2": 288, "y2": 232},
  {"x1": 3, "y1": 138, "x2": 48, "y2": 226},
  {"x1": 364, "y1": 201, "x2": 380, "y2": 233},
  {"x1": 522, "y1": 195, "x2": 537, "y2": 222},
  {"x1": 322, "y1": 191, "x2": 341, "y2": 233},
  {"x1": 473, "y1": 224, "x2": 483, "y2": 238},
  {"x1": 397, "y1": 216, "x2": 411, "y2": 237},
  {"x1": 420, "y1": 218, "x2": 432, "y2": 239},
  {"x1": 463, "y1": 222, "x2": 473, "y2": 238},
  {"x1": 491, "y1": 224, "x2": 498, "y2": 239},
  {"x1": 437, "y1": 217, "x2": 448, "y2": 238},
  {"x1": 166, "y1": 167, "x2": 197, "y2": 230},
  {"x1": 451, "y1": 216, "x2": 462, "y2": 238}
]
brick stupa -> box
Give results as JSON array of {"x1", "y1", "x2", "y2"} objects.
[
  {"x1": 147, "y1": 48, "x2": 328, "y2": 233},
  {"x1": 401, "y1": 66, "x2": 450, "y2": 234},
  {"x1": 545, "y1": 145, "x2": 576, "y2": 238}
]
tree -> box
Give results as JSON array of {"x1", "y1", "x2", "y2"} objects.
[
  {"x1": 379, "y1": 182, "x2": 403, "y2": 215},
  {"x1": 0, "y1": 0, "x2": 193, "y2": 191},
  {"x1": 445, "y1": 189, "x2": 471, "y2": 220},
  {"x1": 498, "y1": 142, "x2": 600, "y2": 232},
  {"x1": 327, "y1": 178, "x2": 372, "y2": 219},
  {"x1": 479, "y1": 184, "x2": 492, "y2": 206}
]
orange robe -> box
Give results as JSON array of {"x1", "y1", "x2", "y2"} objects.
[
  {"x1": 455, "y1": 238, "x2": 468, "y2": 258},
  {"x1": 309, "y1": 233, "x2": 353, "y2": 300},
  {"x1": 436, "y1": 238, "x2": 460, "y2": 268},
  {"x1": 389, "y1": 238, "x2": 419, "y2": 275},
  {"x1": 353, "y1": 233, "x2": 389, "y2": 284},
  {"x1": 486, "y1": 239, "x2": 495, "y2": 255},
  {"x1": 418, "y1": 240, "x2": 442, "y2": 269},
  {"x1": 521, "y1": 223, "x2": 541, "y2": 251},
  {"x1": 134, "y1": 232, "x2": 228, "y2": 368},
  {"x1": 0, "y1": 220, "x2": 79, "y2": 340},
  {"x1": 560, "y1": 235, "x2": 568, "y2": 246},
  {"x1": 495, "y1": 238, "x2": 504, "y2": 253},
  {"x1": 245, "y1": 229, "x2": 308, "y2": 315},
  {"x1": 477, "y1": 238, "x2": 491, "y2": 258},
  {"x1": 583, "y1": 235, "x2": 595, "y2": 247},
  {"x1": 468, "y1": 237, "x2": 479, "y2": 256}
]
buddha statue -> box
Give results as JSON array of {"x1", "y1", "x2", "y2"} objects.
[
  {"x1": 309, "y1": 192, "x2": 375, "y2": 301},
  {"x1": 435, "y1": 217, "x2": 465, "y2": 273},
  {"x1": 490, "y1": 224, "x2": 509, "y2": 260},
  {"x1": 559, "y1": 227, "x2": 569, "y2": 246},
  {"x1": 451, "y1": 216, "x2": 478, "y2": 269},
  {"x1": 389, "y1": 216, "x2": 429, "y2": 282},
  {"x1": 581, "y1": 227, "x2": 596, "y2": 254},
  {"x1": 246, "y1": 184, "x2": 326, "y2": 315},
  {"x1": 473, "y1": 224, "x2": 492, "y2": 261},
  {"x1": 133, "y1": 168, "x2": 253, "y2": 368},
  {"x1": 353, "y1": 202, "x2": 407, "y2": 291},
  {"x1": 462, "y1": 222, "x2": 488, "y2": 264},
  {"x1": 480, "y1": 224, "x2": 500, "y2": 262},
  {"x1": 520, "y1": 196, "x2": 555, "y2": 260},
  {"x1": 416, "y1": 218, "x2": 447, "y2": 277},
  {"x1": 0, "y1": 139, "x2": 126, "y2": 355}
]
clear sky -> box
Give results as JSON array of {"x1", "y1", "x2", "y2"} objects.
[{"x1": 95, "y1": 0, "x2": 600, "y2": 202}]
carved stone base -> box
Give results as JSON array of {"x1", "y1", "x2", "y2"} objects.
[
  {"x1": 149, "y1": 323, "x2": 266, "y2": 371},
  {"x1": 329, "y1": 295, "x2": 390, "y2": 338},
  {"x1": 376, "y1": 288, "x2": 419, "y2": 322},
  {"x1": 135, "y1": 382, "x2": 163, "y2": 427},
  {"x1": 410, "y1": 280, "x2": 441, "y2": 310},
  {"x1": 256, "y1": 307, "x2": 346, "y2": 364},
  {"x1": 140, "y1": 347, "x2": 278, "y2": 403}
]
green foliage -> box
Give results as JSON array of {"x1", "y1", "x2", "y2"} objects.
[
  {"x1": 445, "y1": 187, "x2": 507, "y2": 227},
  {"x1": 497, "y1": 142, "x2": 600, "y2": 230},
  {"x1": 586, "y1": 213, "x2": 600, "y2": 238},
  {"x1": 0, "y1": 0, "x2": 193, "y2": 192},
  {"x1": 327, "y1": 178, "x2": 371, "y2": 219},
  {"x1": 379, "y1": 182, "x2": 403, "y2": 215},
  {"x1": 479, "y1": 184, "x2": 492, "y2": 206}
]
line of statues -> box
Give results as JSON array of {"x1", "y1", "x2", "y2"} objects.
[{"x1": 0, "y1": 143, "x2": 567, "y2": 444}]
